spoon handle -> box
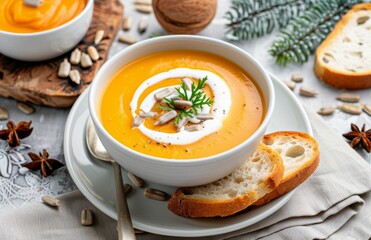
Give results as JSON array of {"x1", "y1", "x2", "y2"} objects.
[{"x1": 112, "y1": 161, "x2": 136, "y2": 240}]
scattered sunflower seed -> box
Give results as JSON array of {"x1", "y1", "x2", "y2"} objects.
[
  {"x1": 182, "y1": 78, "x2": 193, "y2": 90},
  {"x1": 144, "y1": 188, "x2": 169, "y2": 201},
  {"x1": 16, "y1": 102, "x2": 35, "y2": 115},
  {"x1": 299, "y1": 86, "x2": 317, "y2": 97},
  {"x1": 317, "y1": 106, "x2": 336, "y2": 116},
  {"x1": 336, "y1": 93, "x2": 360, "y2": 103},
  {"x1": 196, "y1": 113, "x2": 214, "y2": 120},
  {"x1": 124, "y1": 183, "x2": 133, "y2": 195},
  {"x1": 69, "y1": 69, "x2": 81, "y2": 85},
  {"x1": 58, "y1": 58, "x2": 71, "y2": 78},
  {"x1": 154, "y1": 88, "x2": 176, "y2": 101},
  {"x1": 81, "y1": 208, "x2": 94, "y2": 226},
  {"x1": 132, "y1": 115, "x2": 144, "y2": 128},
  {"x1": 127, "y1": 172, "x2": 145, "y2": 188},
  {"x1": 155, "y1": 110, "x2": 177, "y2": 125},
  {"x1": 0, "y1": 107, "x2": 9, "y2": 120},
  {"x1": 118, "y1": 33, "x2": 137, "y2": 45},
  {"x1": 139, "y1": 110, "x2": 156, "y2": 118},
  {"x1": 87, "y1": 46, "x2": 99, "y2": 61},
  {"x1": 122, "y1": 16, "x2": 132, "y2": 31},
  {"x1": 282, "y1": 80, "x2": 296, "y2": 91},
  {"x1": 70, "y1": 48, "x2": 82, "y2": 65},
  {"x1": 81, "y1": 53, "x2": 93, "y2": 68},
  {"x1": 138, "y1": 17, "x2": 149, "y2": 34},
  {"x1": 338, "y1": 104, "x2": 362, "y2": 115},
  {"x1": 41, "y1": 195, "x2": 60, "y2": 208},
  {"x1": 184, "y1": 124, "x2": 202, "y2": 132},
  {"x1": 357, "y1": 16, "x2": 369, "y2": 25},
  {"x1": 361, "y1": 103, "x2": 371, "y2": 116},
  {"x1": 291, "y1": 74, "x2": 304, "y2": 83},
  {"x1": 134, "y1": 0, "x2": 152, "y2": 5},
  {"x1": 135, "y1": 5, "x2": 152, "y2": 13},
  {"x1": 94, "y1": 30, "x2": 104, "y2": 45},
  {"x1": 23, "y1": 0, "x2": 42, "y2": 7}
]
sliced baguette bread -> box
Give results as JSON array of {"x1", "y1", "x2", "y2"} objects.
[
  {"x1": 254, "y1": 131, "x2": 319, "y2": 206},
  {"x1": 314, "y1": 3, "x2": 371, "y2": 90},
  {"x1": 167, "y1": 144, "x2": 284, "y2": 217}
]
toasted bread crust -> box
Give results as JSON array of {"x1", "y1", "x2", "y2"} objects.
[
  {"x1": 254, "y1": 131, "x2": 320, "y2": 206},
  {"x1": 167, "y1": 144, "x2": 284, "y2": 217},
  {"x1": 314, "y1": 3, "x2": 371, "y2": 90}
]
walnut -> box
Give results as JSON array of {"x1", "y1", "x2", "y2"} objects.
[{"x1": 152, "y1": 0, "x2": 217, "y2": 34}]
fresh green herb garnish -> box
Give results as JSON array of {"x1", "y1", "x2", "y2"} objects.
[{"x1": 158, "y1": 76, "x2": 213, "y2": 124}]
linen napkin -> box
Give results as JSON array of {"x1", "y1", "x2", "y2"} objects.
[{"x1": 0, "y1": 105, "x2": 371, "y2": 240}]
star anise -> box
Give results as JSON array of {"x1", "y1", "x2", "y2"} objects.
[
  {"x1": 343, "y1": 124, "x2": 371, "y2": 153},
  {"x1": 24, "y1": 149, "x2": 64, "y2": 177},
  {"x1": 0, "y1": 120, "x2": 33, "y2": 147}
]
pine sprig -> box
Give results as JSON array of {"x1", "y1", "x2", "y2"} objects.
[
  {"x1": 225, "y1": 0, "x2": 318, "y2": 40},
  {"x1": 269, "y1": 0, "x2": 362, "y2": 65},
  {"x1": 158, "y1": 77, "x2": 213, "y2": 124}
]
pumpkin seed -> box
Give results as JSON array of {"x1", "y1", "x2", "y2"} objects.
[
  {"x1": 57, "y1": 58, "x2": 71, "y2": 78},
  {"x1": 42, "y1": 195, "x2": 60, "y2": 208},
  {"x1": 87, "y1": 46, "x2": 99, "y2": 61},
  {"x1": 338, "y1": 104, "x2": 362, "y2": 115},
  {"x1": 317, "y1": 106, "x2": 336, "y2": 116},
  {"x1": 94, "y1": 30, "x2": 104, "y2": 45},
  {"x1": 70, "y1": 48, "x2": 82, "y2": 65},
  {"x1": 69, "y1": 70, "x2": 81, "y2": 85},
  {"x1": 0, "y1": 107, "x2": 8, "y2": 120},
  {"x1": 16, "y1": 102, "x2": 35, "y2": 115},
  {"x1": 127, "y1": 172, "x2": 145, "y2": 188},
  {"x1": 144, "y1": 188, "x2": 169, "y2": 201},
  {"x1": 118, "y1": 33, "x2": 137, "y2": 45},
  {"x1": 81, "y1": 208, "x2": 94, "y2": 226},
  {"x1": 291, "y1": 74, "x2": 303, "y2": 83},
  {"x1": 299, "y1": 86, "x2": 317, "y2": 97},
  {"x1": 336, "y1": 92, "x2": 360, "y2": 103},
  {"x1": 155, "y1": 110, "x2": 177, "y2": 125},
  {"x1": 282, "y1": 80, "x2": 296, "y2": 91},
  {"x1": 81, "y1": 53, "x2": 93, "y2": 68}
]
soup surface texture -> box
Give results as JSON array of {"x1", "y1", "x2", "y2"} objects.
[
  {"x1": 0, "y1": 0, "x2": 86, "y2": 33},
  {"x1": 100, "y1": 50, "x2": 265, "y2": 159}
]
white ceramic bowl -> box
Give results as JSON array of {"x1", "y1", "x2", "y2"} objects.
[
  {"x1": 0, "y1": 0, "x2": 93, "y2": 62},
  {"x1": 89, "y1": 36, "x2": 275, "y2": 187}
]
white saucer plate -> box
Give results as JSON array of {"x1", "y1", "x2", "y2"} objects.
[{"x1": 64, "y1": 74, "x2": 312, "y2": 237}]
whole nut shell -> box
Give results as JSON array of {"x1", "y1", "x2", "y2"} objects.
[{"x1": 152, "y1": 0, "x2": 217, "y2": 34}]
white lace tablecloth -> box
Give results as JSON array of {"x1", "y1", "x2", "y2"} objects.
[{"x1": 0, "y1": 0, "x2": 370, "y2": 212}]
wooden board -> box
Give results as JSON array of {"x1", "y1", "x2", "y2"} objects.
[{"x1": 0, "y1": 0, "x2": 123, "y2": 108}]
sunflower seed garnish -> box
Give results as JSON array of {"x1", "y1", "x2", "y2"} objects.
[
  {"x1": 118, "y1": 33, "x2": 137, "y2": 45},
  {"x1": 299, "y1": 86, "x2": 317, "y2": 97},
  {"x1": 132, "y1": 115, "x2": 144, "y2": 128},
  {"x1": 122, "y1": 16, "x2": 132, "y2": 31},
  {"x1": 94, "y1": 30, "x2": 104, "y2": 45},
  {"x1": 182, "y1": 78, "x2": 193, "y2": 90},
  {"x1": 16, "y1": 102, "x2": 35, "y2": 115},
  {"x1": 196, "y1": 113, "x2": 214, "y2": 120},
  {"x1": 144, "y1": 188, "x2": 169, "y2": 201},
  {"x1": 291, "y1": 74, "x2": 304, "y2": 83},
  {"x1": 41, "y1": 195, "x2": 60, "y2": 207},
  {"x1": 154, "y1": 88, "x2": 176, "y2": 101},
  {"x1": 174, "y1": 100, "x2": 193, "y2": 108},
  {"x1": 81, "y1": 208, "x2": 94, "y2": 226},
  {"x1": 138, "y1": 17, "x2": 149, "y2": 34},
  {"x1": 139, "y1": 110, "x2": 157, "y2": 118},
  {"x1": 187, "y1": 116, "x2": 201, "y2": 124},
  {"x1": 127, "y1": 172, "x2": 145, "y2": 188},
  {"x1": 176, "y1": 117, "x2": 188, "y2": 132},
  {"x1": 361, "y1": 103, "x2": 371, "y2": 116},
  {"x1": 81, "y1": 53, "x2": 93, "y2": 68},
  {"x1": 58, "y1": 58, "x2": 71, "y2": 78},
  {"x1": 69, "y1": 69, "x2": 81, "y2": 85},
  {"x1": 23, "y1": 0, "x2": 42, "y2": 8},
  {"x1": 282, "y1": 80, "x2": 296, "y2": 91},
  {"x1": 317, "y1": 106, "x2": 336, "y2": 116},
  {"x1": 338, "y1": 104, "x2": 362, "y2": 115},
  {"x1": 336, "y1": 93, "x2": 360, "y2": 103},
  {"x1": 184, "y1": 124, "x2": 202, "y2": 132},
  {"x1": 0, "y1": 107, "x2": 9, "y2": 120},
  {"x1": 155, "y1": 110, "x2": 177, "y2": 125},
  {"x1": 70, "y1": 48, "x2": 82, "y2": 65}
]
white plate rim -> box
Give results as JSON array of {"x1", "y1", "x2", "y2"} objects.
[{"x1": 64, "y1": 73, "x2": 312, "y2": 237}]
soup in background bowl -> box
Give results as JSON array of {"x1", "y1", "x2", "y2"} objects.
[{"x1": 89, "y1": 36, "x2": 275, "y2": 187}]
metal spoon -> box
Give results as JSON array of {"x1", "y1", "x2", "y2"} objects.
[{"x1": 86, "y1": 117, "x2": 136, "y2": 240}]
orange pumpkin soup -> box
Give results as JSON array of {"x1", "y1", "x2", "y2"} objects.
[
  {"x1": 0, "y1": 0, "x2": 86, "y2": 33},
  {"x1": 100, "y1": 50, "x2": 265, "y2": 159}
]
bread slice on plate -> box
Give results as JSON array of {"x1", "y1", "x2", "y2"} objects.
[
  {"x1": 167, "y1": 144, "x2": 284, "y2": 217},
  {"x1": 314, "y1": 3, "x2": 371, "y2": 90},
  {"x1": 254, "y1": 131, "x2": 320, "y2": 206}
]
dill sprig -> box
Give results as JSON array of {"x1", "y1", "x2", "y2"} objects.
[{"x1": 158, "y1": 77, "x2": 213, "y2": 124}]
